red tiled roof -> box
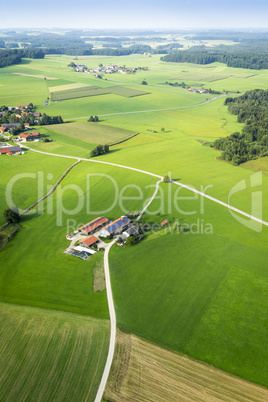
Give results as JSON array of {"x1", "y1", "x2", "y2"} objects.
[
  {"x1": 7, "y1": 151, "x2": 13, "y2": 155},
  {"x1": 0, "y1": 127, "x2": 6, "y2": 131},
  {"x1": 0, "y1": 147, "x2": 10, "y2": 154},
  {"x1": 79, "y1": 235, "x2": 99, "y2": 247},
  {"x1": 19, "y1": 132, "x2": 39, "y2": 138},
  {"x1": 24, "y1": 123, "x2": 30, "y2": 126},
  {"x1": 79, "y1": 217, "x2": 108, "y2": 234},
  {"x1": 161, "y1": 220, "x2": 168, "y2": 226}
]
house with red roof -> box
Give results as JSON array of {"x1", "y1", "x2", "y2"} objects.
[
  {"x1": 78, "y1": 216, "x2": 109, "y2": 235},
  {"x1": 18, "y1": 132, "x2": 40, "y2": 142},
  {"x1": 0, "y1": 145, "x2": 21, "y2": 155},
  {"x1": 100, "y1": 216, "x2": 130, "y2": 237},
  {"x1": 79, "y1": 235, "x2": 99, "y2": 248}
]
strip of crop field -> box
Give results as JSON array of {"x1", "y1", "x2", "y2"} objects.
[
  {"x1": 104, "y1": 330, "x2": 268, "y2": 402},
  {"x1": 0, "y1": 302, "x2": 110, "y2": 402},
  {"x1": 49, "y1": 84, "x2": 150, "y2": 101}
]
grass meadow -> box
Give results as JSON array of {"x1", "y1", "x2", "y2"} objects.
[
  {"x1": 109, "y1": 182, "x2": 268, "y2": 387},
  {"x1": 0, "y1": 302, "x2": 109, "y2": 401}
]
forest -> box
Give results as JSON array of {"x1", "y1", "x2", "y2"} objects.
[
  {"x1": 213, "y1": 90, "x2": 268, "y2": 165},
  {"x1": 161, "y1": 43, "x2": 268, "y2": 69},
  {"x1": 0, "y1": 49, "x2": 44, "y2": 68}
]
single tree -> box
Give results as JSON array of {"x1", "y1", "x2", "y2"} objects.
[
  {"x1": 164, "y1": 175, "x2": 170, "y2": 183},
  {"x1": 125, "y1": 236, "x2": 136, "y2": 246}
]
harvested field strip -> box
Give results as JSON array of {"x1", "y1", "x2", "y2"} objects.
[
  {"x1": 49, "y1": 84, "x2": 150, "y2": 101},
  {"x1": 0, "y1": 302, "x2": 110, "y2": 402},
  {"x1": 50, "y1": 87, "x2": 111, "y2": 101},
  {"x1": 48, "y1": 82, "x2": 97, "y2": 92},
  {"x1": 104, "y1": 330, "x2": 268, "y2": 402},
  {"x1": 12, "y1": 73, "x2": 58, "y2": 80}
]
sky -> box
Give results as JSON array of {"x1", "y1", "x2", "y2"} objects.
[{"x1": 1, "y1": 0, "x2": 268, "y2": 30}]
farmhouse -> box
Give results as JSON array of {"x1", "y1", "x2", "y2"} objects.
[
  {"x1": 0, "y1": 145, "x2": 21, "y2": 155},
  {"x1": 78, "y1": 216, "x2": 109, "y2": 235},
  {"x1": 79, "y1": 235, "x2": 99, "y2": 248},
  {"x1": 0, "y1": 126, "x2": 6, "y2": 133},
  {"x1": 100, "y1": 216, "x2": 130, "y2": 237},
  {"x1": 123, "y1": 225, "x2": 139, "y2": 238},
  {"x1": 18, "y1": 132, "x2": 40, "y2": 142}
]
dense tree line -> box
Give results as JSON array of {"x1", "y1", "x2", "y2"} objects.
[
  {"x1": 0, "y1": 107, "x2": 63, "y2": 128},
  {"x1": 0, "y1": 48, "x2": 44, "y2": 68},
  {"x1": 90, "y1": 144, "x2": 109, "y2": 157},
  {"x1": 213, "y1": 90, "x2": 268, "y2": 165},
  {"x1": 39, "y1": 114, "x2": 63, "y2": 125}
]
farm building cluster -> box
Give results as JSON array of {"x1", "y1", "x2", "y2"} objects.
[
  {"x1": 74, "y1": 63, "x2": 145, "y2": 76},
  {"x1": 0, "y1": 104, "x2": 43, "y2": 137},
  {"x1": 65, "y1": 215, "x2": 141, "y2": 260},
  {"x1": 188, "y1": 87, "x2": 208, "y2": 94}
]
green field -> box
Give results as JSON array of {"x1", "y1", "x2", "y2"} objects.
[
  {"x1": 0, "y1": 53, "x2": 268, "y2": 393},
  {"x1": 0, "y1": 302, "x2": 109, "y2": 401},
  {"x1": 47, "y1": 122, "x2": 136, "y2": 145},
  {"x1": 0, "y1": 152, "x2": 72, "y2": 224},
  {"x1": 109, "y1": 182, "x2": 268, "y2": 387}
]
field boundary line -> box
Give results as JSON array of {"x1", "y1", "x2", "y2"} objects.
[
  {"x1": 19, "y1": 159, "x2": 81, "y2": 216},
  {"x1": 108, "y1": 132, "x2": 139, "y2": 146},
  {"x1": 94, "y1": 239, "x2": 117, "y2": 402},
  {"x1": 22, "y1": 146, "x2": 268, "y2": 227}
]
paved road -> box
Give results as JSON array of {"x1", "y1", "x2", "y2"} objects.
[
  {"x1": 67, "y1": 94, "x2": 231, "y2": 120},
  {"x1": 94, "y1": 239, "x2": 117, "y2": 402}
]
